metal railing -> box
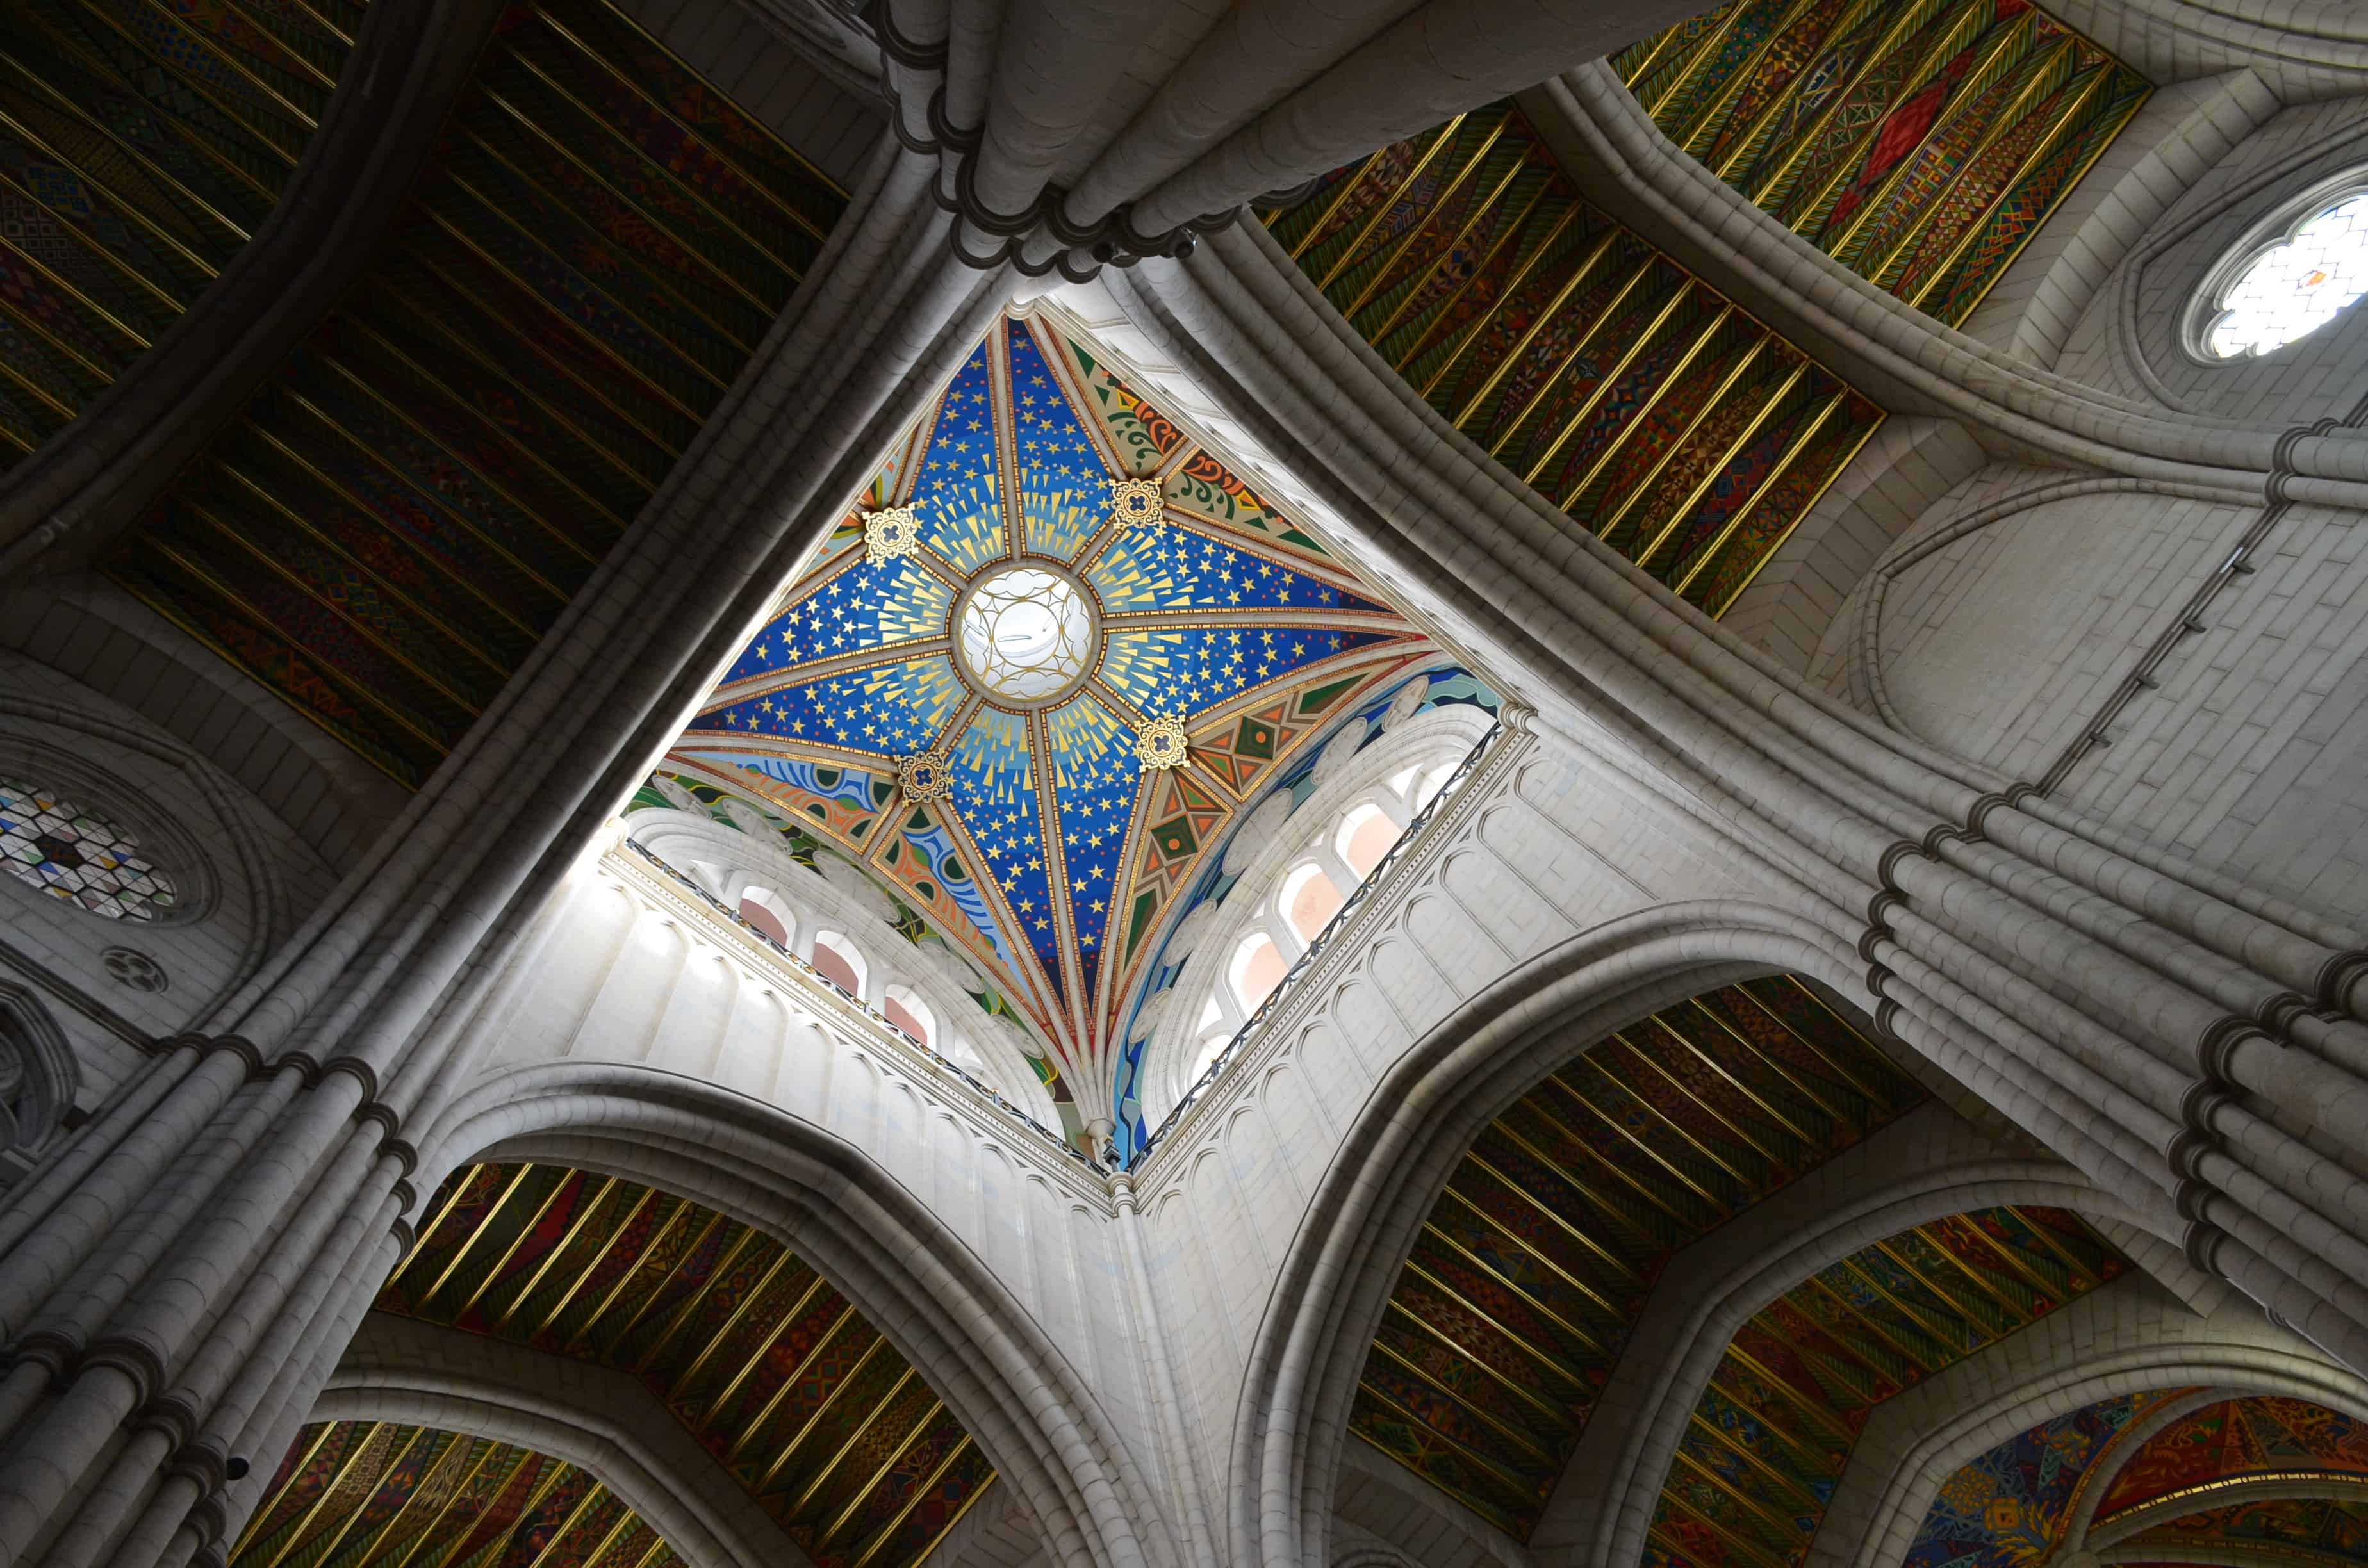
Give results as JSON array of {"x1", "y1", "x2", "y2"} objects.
[
  {"x1": 1126, "y1": 719, "x2": 1504, "y2": 1167},
  {"x1": 622, "y1": 837, "x2": 1099, "y2": 1172}
]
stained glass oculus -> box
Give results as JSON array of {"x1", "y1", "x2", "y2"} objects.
[
  {"x1": 0, "y1": 780, "x2": 176, "y2": 922},
  {"x1": 2194, "y1": 179, "x2": 2368, "y2": 360}
]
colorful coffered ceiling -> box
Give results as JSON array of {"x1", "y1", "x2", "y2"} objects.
[
  {"x1": 0, "y1": 0, "x2": 358, "y2": 463},
  {"x1": 96, "y1": 0, "x2": 847, "y2": 788},
  {"x1": 1911, "y1": 1394, "x2": 2368, "y2": 1568},
  {"x1": 1262, "y1": 102, "x2": 1884, "y2": 618},
  {"x1": 237, "y1": 1421, "x2": 686, "y2": 1568},
  {"x1": 375, "y1": 1163, "x2": 996, "y2": 1568},
  {"x1": 1615, "y1": 0, "x2": 2150, "y2": 327},
  {"x1": 1645, "y1": 1204, "x2": 2129, "y2": 1568},
  {"x1": 664, "y1": 311, "x2": 1457, "y2": 1090},
  {"x1": 1346, "y1": 977, "x2": 1927, "y2": 1538}
]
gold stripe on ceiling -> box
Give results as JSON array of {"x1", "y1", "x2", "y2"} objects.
[
  {"x1": 753, "y1": 1329, "x2": 892, "y2": 1493},
  {"x1": 362, "y1": 268, "x2": 676, "y2": 490},
  {"x1": 1367, "y1": 1339, "x2": 1563, "y2": 1466},
  {"x1": 0, "y1": 31, "x2": 271, "y2": 223},
  {"x1": 1736, "y1": 1, "x2": 1932, "y2": 200},
  {"x1": 1381, "y1": 1299, "x2": 1578, "y2": 1424},
  {"x1": 1517, "y1": 1082, "x2": 1702, "y2": 1230},
  {"x1": 121, "y1": 0, "x2": 324, "y2": 129},
  {"x1": 780, "y1": 1366, "x2": 921, "y2": 1519},
  {"x1": 1555, "y1": 300, "x2": 1736, "y2": 512},
  {"x1": 1415, "y1": 193, "x2": 1593, "y2": 400},
  {"x1": 1677, "y1": 991, "x2": 1849, "y2": 1129},
  {"x1": 304, "y1": 332, "x2": 628, "y2": 550},
  {"x1": 1387, "y1": 176, "x2": 1557, "y2": 373},
  {"x1": 0, "y1": 158, "x2": 193, "y2": 315},
  {"x1": 1337, "y1": 118, "x2": 1511, "y2": 319},
  {"x1": 1608, "y1": 1029, "x2": 1786, "y2": 1170},
  {"x1": 670, "y1": 1241, "x2": 799, "y2": 1396},
  {"x1": 1667, "y1": 0, "x2": 1830, "y2": 154},
  {"x1": 1597, "y1": 333, "x2": 1775, "y2": 546},
  {"x1": 1739, "y1": 977, "x2": 1894, "y2": 1107},
  {"x1": 1643, "y1": 1014, "x2": 1822, "y2": 1150},
  {"x1": 478, "y1": 46, "x2": 807, "y2": 284},
  {"x1": 530, "y1": 1182, "x2": 654, "y2": 1341},
  {"x1": 527, "y1": 1, "x2": 841, "y2": 237},
  {"x1": 1542, "y1": 1070, "x2": 1734, "y2": 1217},
  {"x1": 1487, "y1": 1109, "x2": 1684, "y2": 1247},
  {"x1": 496, "y1": 1173, "x2": 620, "y2": 1334},
  {"x1": 445, "y1": 118, "x2": 761, "y2": 359},
  {"x1": 1450, "y1": 220, "x2": 1619, "y2": 429},
  {"x1": 1571, "y1": 1048, "x2": 1752, "y2": 1189},
  {"x1": 1516, "y1": 277, "x2": 1698, "y2": 491},
  {"x1": 1461, "y1": 1149, "x2": 1651, "y2": 1284},
  {"x1": 723, "y1": 1297, "x2": 859, "y2": 1466},
  {"x1": 561, "y1": 1198, "x2": 704, "y2": 1357},
  {"x1": 1365, "y1": 146, "x2": 1540, "y2": 345},
  {"x1": 1407, "y1": 1227, "x2": 1616, "y2": 1361},
  {"x1": 1690, "y1": 396, "x2": 1871, "y2": 614},
  {"x1": 1770, "y1": 4, "x2": 1993, "y2": 233},
  {"x1": 1634, "y1": 361, "x2": 1811, "y2": 571},
  {"x1": 1483, "y1": 240, "x2": 1645, "y2": 457},
  {"x1": 172, "y1": 495, "x2": 491, "y2": 715},
  {"x1": 63, "y1": 0, "x2": 309, "y2": 168}
]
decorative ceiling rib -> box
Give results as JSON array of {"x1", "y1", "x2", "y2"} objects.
[
  {"x1": 372, "y1": 1162, "x2": 995, "y2": 1568},
  {"x1": 99, "y1": 0, "x2": 848, "y2": 788},
  {"x1": 1614, "y1": 0, "x2": 2150, "y2": 327},
  {"x1": 0, "y1": 0, "x2": 359, "y2": 464},
  {"x1": 1346, "y1": 976, "x2": 1927, "y2": 1537},
  {"x1": 666, "y1": 311, "x2": 1465, "y2": 1106},
  {"x1": 236, "y1": 1421, "x2": 686, "y2": 1568},
  {"x1": 1644, "y1": 1204, "x2": 2130, "y2": 1568},
  {"x1": 1261, "y1": 102, "x2": 1884, "y2": 618},
  {"x1": 1910, "y1": 1394, "x2": 2368, "y2": 1568}
]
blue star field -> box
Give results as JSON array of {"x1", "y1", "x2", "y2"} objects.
[{"x1": 675, "y1": 314, "x2": 1439, "y2": 1073}]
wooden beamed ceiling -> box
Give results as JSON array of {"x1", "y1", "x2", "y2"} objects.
[
  {"x1": 1263, "y1": 104, "x2": 1885, "y2": 619},
  {"x1": 336, "y1": 1162, "x2": 998, "y2": 1568},
  {"x1": 64, "y1": 0, "x2": 848, "y2": 788},
  {"x1": 237, "y1": 1423, "x2": 687, "y2": 1568}
]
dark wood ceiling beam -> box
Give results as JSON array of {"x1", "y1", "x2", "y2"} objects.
[{"x1": 0, "y1": 0, "x2": 513, "y2": 575}]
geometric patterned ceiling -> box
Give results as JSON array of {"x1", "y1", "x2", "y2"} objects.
[
  {"x1": 1263, "y1": 104, "x2": 1886, "y2": 619},
  {"x1": 1911, "y1": 1394, "x2": 2368, "y2": 1568},
  {"x1": 92, "y1": 0, "x2": 846, "y2": 787},
  {"x1": 0, "y1": 0, "x2": 355, "y2": 464},
  {"x1": 365, "y1": 1163, "x2": 996, "y2": 1568},
  {"x1": 1644, "y1": 1204, "x2": 2130, "y2": 1568},
  {"x1": 666, "y1": 311, "x2": 1454, "y2": 1090},
  {"x1": 236, "y1": 1422, "x2": 688, "y2": 1568},
  {"x1": 1615, "y1": 0, "x2": 2151, "y2": 328},
  {"x1": 1348, "y1": 976, "x2": 1930, "y2": 1538}
]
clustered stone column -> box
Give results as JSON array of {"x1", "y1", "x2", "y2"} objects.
[
  {"x1": 0, "y1": 134, "x2": 1011, "y2": 1565},
  {"x1": 1107, "y1": 228, "x2": 2368, "y2": 1373}
]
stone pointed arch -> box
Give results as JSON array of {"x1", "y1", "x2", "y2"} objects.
[
  {"x1": 313, "y1": 1312, "x2": 812, "y2": 1568},
  {"x1": 416, "y1": 1061, "x2": 1176, "y2": 1568},
  {"x1": 1224, "y1": 898, "x2": 1921, "y2": 1568}
]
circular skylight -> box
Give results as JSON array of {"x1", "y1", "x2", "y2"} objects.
[
  {"x1": 2192, "y1": 177, "x2": 2368, "y2": 360},
  {"x1": 955, "y1": 562, "x2": 1098, "y2": 705}
]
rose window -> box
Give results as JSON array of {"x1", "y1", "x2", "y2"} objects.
[
  {"x1": 2194, "y1": 180, "x2": 2368, "y2": 360},
  {"x1": 0, "y1": 779, "x2": 177, "y2": 921}
]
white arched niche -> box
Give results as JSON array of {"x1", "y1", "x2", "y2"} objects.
[{"x1": 622, "y1": 799, "x2": 1058, "y2": 1127}]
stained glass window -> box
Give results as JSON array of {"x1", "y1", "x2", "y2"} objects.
[
  {"x1": 2196, "y1": 181, "x2": 2368, "y2": 359},
  {"x1": 0, "y1": 780, "x2": 177, "y2": 921}
]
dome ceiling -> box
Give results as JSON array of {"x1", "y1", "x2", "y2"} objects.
[{"x1": 668, "y1": 311, "x2": 1452, "y2": 1090}]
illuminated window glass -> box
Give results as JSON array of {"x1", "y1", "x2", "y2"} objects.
[
  {"x1": 811, "y1": 930, "x2": 866, "y2": 995},
  {"x1": 956, "y1": 564, "x2": 1096, "y2": 702},
  {"x1": 1336, "y1": 804, "x2": 1400, "y2": 881},
  {"x1": 2196, "y1": 181, "x2": 2368, "y2": 359},
  {"x1": 1230, "y1": 933, "x2": 1287, "y2": 1010},
  {"x1": 884, "y1": 985, "x2": 933, "y2": 1045},
  {"x1": 1283, "y1": 863, "x2": 1344, "y2": 942},
  {"x1": 0, "y1": 780, "x2": 176, "y2": 921}
]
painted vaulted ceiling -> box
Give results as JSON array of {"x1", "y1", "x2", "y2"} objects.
[
  {"x1": 1909, "y1": 1394, "x2": 2368, "y2": 1568},
  {"x1": 0, "y1": 0, "x2": 358, "y2": 463},
  {"x1": 238, "y1": 1423, "x2": 688, "y2": 1568},
  {"x1": 1616, "y1": 0, "x2": 2150, "y2": 327},
  {"x1": 1263, "y1": 103, "x2": 1886, "y2": 619},
  {"x1": 368, "y1": 1162, "x2": 996, "y2": 1568},
  {"x1": 71, "y1": 0, "x2": 846, "y2": 788},
  {"x1": 665, "y1": 311, "x2": 1458, "y2": 1090},
  {"x1": 1643, "y1": 1203, "x2": 2128, "y2": 1568},
  {"x1": 1347, "y1": 977, "x2": 1930, "y2": 1537}
]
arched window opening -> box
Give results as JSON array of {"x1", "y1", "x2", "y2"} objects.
[
  {"x1": 1282, "y1": 862, "x2": 1344, "y2": 942},
  {"x1": 948, "y1": 1035, "x2": 985, "y2": 1072},
  {"x1": 2191, "y1": 175, "x2": 2368, "y2": 359},
  {"x1": 736, "y1": 886, "x2": 792, "y2": 947},
  {"x1": 0, "y1": 779, "x2": 176, "y2": 922},
  {"x1": 1336, "y1": 803, "x2": 1400, "y2": 881},
  {"x1": 1386, "y1": 764, "x2": 1423, "y2": 797},
  {"x1": 1229, "y1": 933, "x2": 1287, "y2": 1011},
  {"x1": 1191, "y1": 1031, "x2": 1229, "y2": 1082},
  {"x1": 810, "y1": 930, "x2": 866, "y2": 997},
  {"x1": 883, "y1": 984, "x2": 933, "y2": 1045},
  {"x1": 1414, "y1": 760, "x2": 1457, "y2": 812}
]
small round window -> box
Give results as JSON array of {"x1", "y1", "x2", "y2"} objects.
[
  {"x1": 0, "y1": 779, "x2": 176, "y2": 921},
  {"x1": 2189, "y1": 175, "x2": 2368, "y2": 361}
]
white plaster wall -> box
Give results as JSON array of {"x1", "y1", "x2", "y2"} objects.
[
  {"x1": 1127, "y1": 728, "x2": 1786, "y2": 1530},
  {"x1": 456, "y1": 852, "x2": 1163, "y2": 1487}
]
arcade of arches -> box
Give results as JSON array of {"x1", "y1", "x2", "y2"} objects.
[{"x1": 1, "y1": 0, "x2": 2367, "y2": 1566}]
